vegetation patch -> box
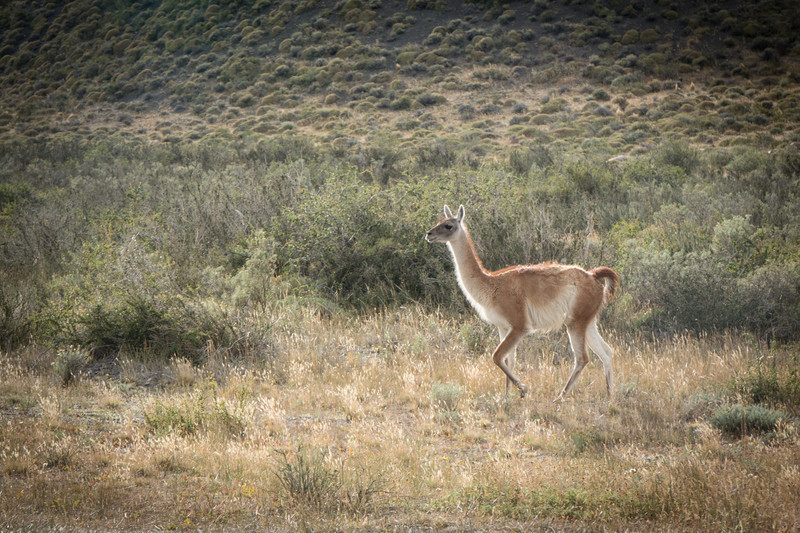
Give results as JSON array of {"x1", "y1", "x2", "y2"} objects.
[{"x1": 710, "y1": 404, "x2": 786, "y2": 437}]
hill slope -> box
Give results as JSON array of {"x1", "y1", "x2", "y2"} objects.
[{"x1": 1, "y1": 0, "x2": 799, "y2": 153}]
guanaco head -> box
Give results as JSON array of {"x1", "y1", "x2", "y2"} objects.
[{"x1": 426, "y1": 204, "x2": 465, "y2": 243}]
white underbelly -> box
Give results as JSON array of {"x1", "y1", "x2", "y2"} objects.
[{"x1": 526, "y1": 286, "x2": 575, "y2": 332}]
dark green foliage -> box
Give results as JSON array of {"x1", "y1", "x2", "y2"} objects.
[
  {"x1": 508, "y1": 146, "x2": 554, "y2": 176},
  {"x1": 267, "y1": 175, "x2": 454, "y2": 309},
  {"x1": 610, "y1": 143, "x2": 800, "y2": 340},
  {"x1": 651, "y1": 141, "x2": 701, "y2": 175},
  {"x1": 415, "y1": 140, "x2": 456, "y2": 170},
  {"x1": 734, "y1": 356, "x2": 800, "y2": 414},
  {"x1": 0, "y1": 182, "x2": 31, "y2": 211},
  {"x1": 68, "y1": 295, "x2": 230, "y2": 361},
  {"x1": 244, "y1": 135, "x2": 318, "y2": 164},
  {"x1": 0, "y1": 281, "x2": 38, "y2": 350}
]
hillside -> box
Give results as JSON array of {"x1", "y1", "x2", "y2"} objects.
[{"x1": 2, "y1": 0, "x2": 799, "y2": 154}]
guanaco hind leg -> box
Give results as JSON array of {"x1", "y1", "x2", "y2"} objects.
[
  {"x1": 586, "y1": 321, "x2": 614, "y2": 395},
  {"x1": 556, "y1": 320, "x2": 613, "y2": 401},
  {"x1": 556, "y1": 324, "x2": 590, "y2": 401}
]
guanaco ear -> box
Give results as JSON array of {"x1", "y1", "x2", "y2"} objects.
[
  {"x1": 456, "y1": 204, "x2": 465, "y2": 222},
  {"x1": 443, "y1": 205, "x2": 454, "y2": 219}
]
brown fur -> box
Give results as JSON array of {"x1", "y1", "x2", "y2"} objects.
[{"x1": 426, "y1": 204, "x2": 619, "y2": 400}]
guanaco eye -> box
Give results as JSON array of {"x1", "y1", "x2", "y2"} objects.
[{"x1": 444, "y1": 223, "x2": 453, "y2": 230}]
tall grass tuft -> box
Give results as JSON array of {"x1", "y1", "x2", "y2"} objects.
[{"x1": 272, "y1": 446, "x2": 341, "y2": 510}]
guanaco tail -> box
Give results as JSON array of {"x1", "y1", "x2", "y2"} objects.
[{"x1": 426, "y1": 204, "x2": 619, "y2": 400}]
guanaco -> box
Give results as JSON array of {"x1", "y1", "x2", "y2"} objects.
[{"x1": 426, "y1": 205, "x2": 619, "y2": 400}]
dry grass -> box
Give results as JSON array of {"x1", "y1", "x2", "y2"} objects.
[{"x1": 1, "y1": 305, "x2": 798, "y2": 531}]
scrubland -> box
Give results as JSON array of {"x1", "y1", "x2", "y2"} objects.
[{"x1": 1, "y1": 140, "x2": 798, "y2": 531}]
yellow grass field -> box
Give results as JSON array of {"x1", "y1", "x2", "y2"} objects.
[{"x1": 2, "y1": 305, "x2": 798, "y2": 531}]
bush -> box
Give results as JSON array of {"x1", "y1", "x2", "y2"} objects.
[
  {"x1": 651, "y1": 141, "x2": 701, "y2": 175},
  {"x1": 245, "y1": 134, "x2": 318, "y2": 164},
  {"x1": 33, "y1": 203, "x2": 240, "y2": 361},
  {"x1": 640, "y1": 29, "x2": 659, "y2": 44},
  {"x1": 710, "y1": 403, "x2": 785, "y2": 437},
  {"x1": 431, "y1": 381, "x2": 463, "y2": 411},
  {"x1": 68, "y1": 294, "x2": 231, "y2": 361},
  {"x1": 737, "y1": 263, "x2": 800, "y2": 341},
  {"x1": 0, "y1": 281, "x2": 37, "y2": 350},
  {"x1": 621, "y1": 30, "x2": 639, "y2": 45},
  {"x1": 52, "y1": 347, "x2": 90, "y2": 386},
  {"x1": 415, "y1": 140, "x2": 456, "y2": 170},
  {"x1": 590, "y1": 88, "x2": 610, "y2": 101},
  {"x1": 734, "y1": 357, "x2": 800, "y2": 413},
  {"x1": 267, "y1": 175, "x2": 457, "y2": 309},
  {"x1": 508, "y1": 146, "x2": 554, "y2": 176},
  {"x1": 2, "y1": 137, "x2": 799, "y2": 348},
  {"x1": 621, "y1": 249, "x2": 733, "y2": 333},
  {"x1": 416, "y1": 92, "x2": 446, "y2": 106},
  {"x1": 143, "y1": 382, "x2": 248, "y2": 439}
]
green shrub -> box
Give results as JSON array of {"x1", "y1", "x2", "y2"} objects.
[
  {"x1": 52, "y1": 347, "x2": 90, "y2": 386},
  {"x1": 734, "y1": 357, "x2": 800, "y2": 412},
  {"x1": 69, "y1": 294, "x2": 229, "y2": 361},
  {"x1": 640, "y1": 28, "x2": 659, "y2": 44},
  {"x1": 508, "y1": 146, "x2": 554, "y2": 176},
  {"x1": 245, "y1": 134, "x2": 318, "y2": 164},
  {"x1": 710, "y1": 403, "x2": 785, "y2": 437},
  {"x1": 737, "y1": 263, "x2": 800, "y2": 342},
  {"x1": 144, "y1": 381, "x2": 248, "y2": 439},
  {"x1": 651, "y1": 141, "x2": 701, "y2": 176},
  {"x1": 590, "y1": 88, "x2": 611, "y2": 101},
  {"x1": 415, "y1": 139, "x2": 456, "y2": 170},
  {"x1": 2, "y1": 136, "x2": 799, "y2": 347},
  {"x1": 354, "y1": 136, "x2": 407, "y2": 184},
  {"x1": 0, "y1": 280, "x2": 37, "y2": 350},
  {"x1": 621, "y1": 29, "x2": 639, "y2": 45},
  {"x1": 431, "y1": 381, "x2": 463, "y2": 411},
  {"x1": 540, "y1": 97, "x2": 568, "y2": 114},
  {"x1": 416, "y1": 92, "x2": 446, "y2": 106},
  {"x1": 268, "y1": 174, "x2": 456, "y2": 309},
  {"x1": 619, "y1": 248, "x2": 733, "y2": 333},
  {"x1": 0, "y1": 182, "x2": 32, "y2": 212}
]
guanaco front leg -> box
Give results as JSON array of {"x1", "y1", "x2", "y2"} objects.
[
  {"x1": 497, "y1": 327, "x2": 515, "y2": 394},
  {"x1": 492, "y1": 328, "x2": 527, "y2": 398}
]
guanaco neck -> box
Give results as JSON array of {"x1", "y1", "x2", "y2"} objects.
[{"x1": 447, "y1": 224, "x2": 491, "y2": 299}]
